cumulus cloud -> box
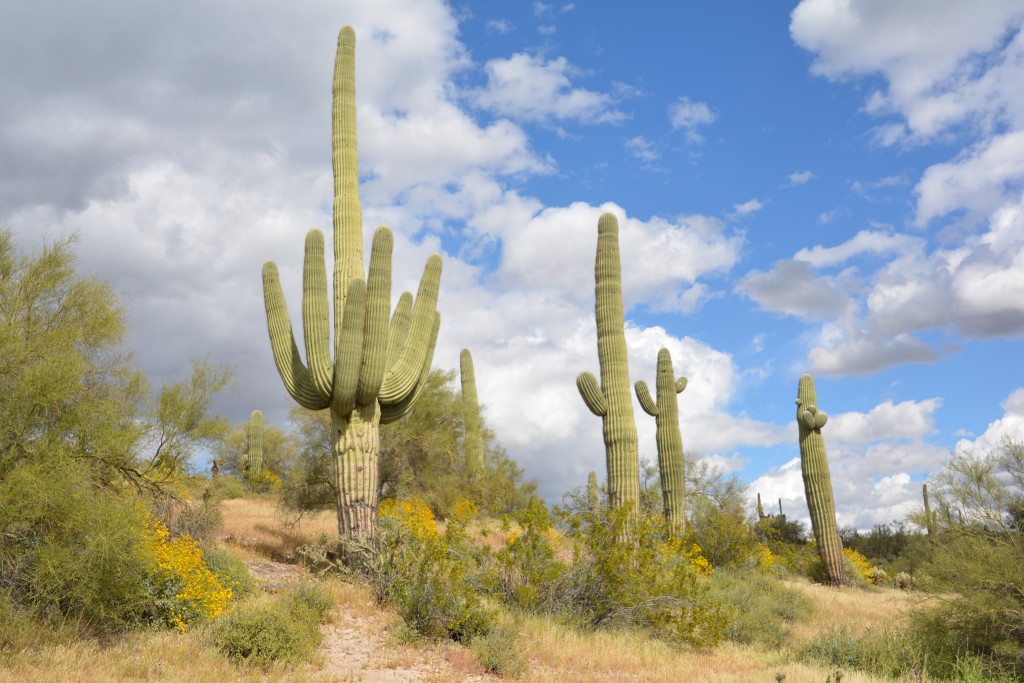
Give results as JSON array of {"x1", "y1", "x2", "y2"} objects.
[
  {"x1": 956, "y1": 388, "x2": 1024, "y2": 455},
  {"x1": 794, "y1": 230, "x2": 922, "y2": 268},
  {"x1": 470, "y1": 53, "x2": 626, "y2": 125},
  {"x1": 736, "y1": 260, "x2": 849, "y2": 320},
  {"x1": 732, "y1": 198, "x2": 765, "y2": 217},
  {"x1": 668, "y1": 97, "x2": 716, "y2": 143},
  {"x1": 786, "y1": 170, "x2": 815, "y2": 186}
]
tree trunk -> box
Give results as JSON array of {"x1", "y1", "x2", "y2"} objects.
[{"x1": 332, "y1": 401, "x2": 381, "y2": 541}]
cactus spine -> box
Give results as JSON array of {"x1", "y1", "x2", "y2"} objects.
[
  {"x1": 634, "y1": 348, "x2": 687, "y2": 536},
  {"x1": 262, "y1": 26, "x2": 442, "y2": 541},
  {"x1": 460, "y1": 349, "x2": 485, "y2": 482},
  {"x1": 922, "y1": 483, "x2": 934, "y2": 536},
  {"x1": 577, "y1": 214, "x2": 640, "y2": 512},
  {"x1": 246, "y1": 410, "x2": 264, "y2": 479},
  {"x1": 796, "y1": 374, "x2": 844, "y2": 586}
]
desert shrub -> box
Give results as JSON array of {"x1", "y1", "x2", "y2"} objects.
[
  {"x1": 199, "y1": 545, "x2": 257, "y2": 600},
  {"x1": 688, "y1": 501, "x2": 763, "y2": 569},
  {"x1": 708, "y1": 568, "x2": 812, "y2": 648},
  {"x1": 548, "y1": 506, "x2": 725, "y2": 647},
  {"x1": 472, "y1": 619, "x2": 527, "y2": 678},
  {"x1": 488, "y1": 497, "x2": 565, "y2": 611},
  {"x1": 207, "y1": 475, "x2": 247, "y2": 501},
  {"x1": 371, "y1": 497, "x2": 492, "y2": 642},
  {"x1": 210, "y1": 583, "x2": 329, "y2": 666},
  {"x1": 141, "y1": 516, "x2": 233, "y2": 631}
]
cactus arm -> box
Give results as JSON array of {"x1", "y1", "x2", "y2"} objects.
[
  {"x1": 380, "y1": 312, "x2": 440, "y2": 424},
  {"x1": 262, "y1": 261, "x2": 330, "y2": 410},
  {"x1": 587, "y1": 471, "x2": 599, "y2": 511},
  {"x1": 577, "y1": 371, "x2": 608, "y2": 417},
  {"x1": 247, "y1": 410, "x2": 264, "y2": 478},
  {"x1": 379, "y1": 254, "x2": 442, "y2": 404},
  {"x1": 385, "y1": 291, "x2": 413, "y2": 369},
  {"x1": 675, "y1": 377, "x2": 687, "y2": 394},
  {"x1": 356, "y1": 227, "x2": 393, "y2": 405},
  {"x1": 301, "y1": 229, "x2": 334, "y2": 397},
  {"x1": 460, "y1": 348, "x2": 485, "y2": 479},
  {"x1": 332, "y1": 277, "x2": 366, "y2": 416},
  {"x1": 332, "y1": 25, "x2": 362, "y2": 320},
  {"x1": 635, "y1": 380, "x2": 658, "y2": 416}
]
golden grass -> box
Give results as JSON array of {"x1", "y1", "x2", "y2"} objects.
[
  {"x1": 220, "y1": 497, "x2": 337, "y2": 561},
  {"x1": 786, "y1": 577, "x2": 915, "y2": 644}
]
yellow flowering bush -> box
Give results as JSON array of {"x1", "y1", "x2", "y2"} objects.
[
  {"x1": 754, "y1": 542, "x2": 777, "y2": 570},
  {"x1": 142, "y1": 516, "x2": 233, "y2": 631},
  {"x1": 842, "y1": 547, "x2": 876, "y2": 583},
  {"x1": 379, "y1": 498, "x2": 438, "y2": 541}
]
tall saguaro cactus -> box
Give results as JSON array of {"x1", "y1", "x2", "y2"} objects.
[
  {"x1": 796, "y1": 374, "x2": 844, "y2": 586},
  {"x1": 635, "y1": 348, "x2": 687, "y2": 536},
  {"x1": 922, "y1": 483, "x2": 935, "y2": 536},
  {"x1": 460, "y1": 348, "x2": 485, "y2": 481},
  {"x1": 577, "y1": 214, "x2": 640, "y2": 512},
  {"x1": 262, "y1": 26, "x2": 442, "y2": 541},
  {"x1": 246, "y1": 410, "x2": 264, "y2": 480}
]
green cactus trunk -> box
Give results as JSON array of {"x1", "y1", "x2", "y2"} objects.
[
  {"x1": 262, "y1": 27, "x2": 442, "y2": 542},
  {"x1": 756, "y1": 492, "x2": 765, "y2": 519},
  {"x1": 460, "y1": 349, "x2": 485, "y2": 482},
  {"x1": 577, "y1": 214, "x2": 640, "y2": 512},
  {"x1": 635, "y1": 348, "x2": 687, "y2": 537},
  {"x1": 922, "y1": 483, "x2": 934, "y2": 536},
  {"x1": 796, "y1": 374, "x2": 844, "y2": 586},
  {"x1": 246, "y1": 410, "x2": 264, "y2": 479}
]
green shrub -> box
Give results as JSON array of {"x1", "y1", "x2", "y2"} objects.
[
  {"x1": 199, "y1": 545, "x2": 257, "y2": 600},
  {"x1": 801, "y1": 627, "x2": 932, "y2": 680},
  {"x1": 489, "y1": 497, "x2": 565, "y2": 611},
  {"x1": 472, "y1": 619, "x2": 526, "y2": 678},
  {"x1": 549, "y1": 506, "x2": 726, "y2": 647},
  {"x1": 371, "y1": 498, "x2": 493, "y2": 642},
  {"x1": 210, "y1": 582, "x2": 330, "y2": 666},
  {"x1": 208, "y1": 475, "x2": 247, "y2": 501},
  {"x1": 708, "y1": 568, "x2": 811, "y2": 648}
]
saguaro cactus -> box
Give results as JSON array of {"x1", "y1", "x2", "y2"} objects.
[
  {"x1": 577, "y1": 214, "x2": 640, "y2": 512},
  {"x1": 635, "y1": 348, "x2": 687, "y2": 536},
  {"x1": 922, "y1": 483, "x2": 935, "y2": 536},
  {"x1": 246, "y1": 410, "x2": 264, "y2": 480},
  {"x1": 262, "y1": 26, "x2": 442, "y2": 541},
  {"x1": 587, "y1": 471, "x2": 600, "y2": 512},
  {"x1": 460, "y1": 349, "x2": 485, "y2": 482},
  {"x1": 796, "y1": 374, "x2": 844, "y2": 586},
  {"x1": 756, "y1": 493, "x2": 765, "y2": 519}
]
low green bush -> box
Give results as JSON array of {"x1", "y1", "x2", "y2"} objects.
[
  {"x1": 210, "y1": 582, "x2": 330, "y2": 666},
  {"x1": 199, "y1": 545, "x2": 257, "y2": 600},
  {"x1": 472, "y1": 619, "x2": 526, "y2": 678},
  {"x1": 708, "y1": 568, "x2": 811, "y2": 648}
]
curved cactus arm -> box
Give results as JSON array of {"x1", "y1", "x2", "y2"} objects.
[
  {"x1": 332, "y1": 277, "x2": 366, "y2": 416},
  {"x1": 577, "y1": 371, "x2": 607, "y2": 417},
  {"x1": 385, "y1": 291, "x2": 413, "y2": 369},
  {"x1": 380, "y1": 312, "x2": 440, "y2": 424},
  {"x1": 357, "y1": 227, "x2": 394, "y2": 405},
  {"x1": 379, "y1": 254, "x2": 442, "y2": 403},
  {"x1": 635, "y1": 380, "x2": 659, "y2": 416},
  {"x1": 301, "y1": 229, "x2": 334, "y2": 397},
  {"x1": 262, "y1": 261, "x2": 330, "y2": 410},
  {"x1": 675, "y1": 377, "x2": 687, "y2": 394}
]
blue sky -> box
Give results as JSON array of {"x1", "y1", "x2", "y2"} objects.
[{"x1": 3, "y1": 0, "x2": 1024, "y2": 529}]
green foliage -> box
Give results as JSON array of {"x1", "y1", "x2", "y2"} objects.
[
  {"x1": 370, "y1": 498, "x2": 493, "y2": 642},
  {"x1": 707, "y1": 568, "x2": 812, "y2": 648},
  {"x1": 799, "y1": 627, "x2": 946, "y2": 681},
  {"x1": 490, "y1": 497, "x2": 564, "y2": 611},
  {"x1": 909, "y1": 438, "x2": 1024, "y2": 678},
  {"x1": 549, "y1": 505, "x2": 726, "y2": 647},
  {"x1": 472, "y1": 619, "x2": 527, "y2": 678},
  {"x1": 199, "y1": 545, "x2": 257, "y2": 600},
  {"x1": 210, "y1": 582, "x2": 330, "y2": 666}
]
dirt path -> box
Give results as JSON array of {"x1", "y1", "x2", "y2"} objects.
[{"x1": 244, "y1": 557, "x2": 491, "y2": 682}]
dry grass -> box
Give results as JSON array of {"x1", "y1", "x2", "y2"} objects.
[
  {"x1": 220, "y1": 497, "x2": 337, "y2": 561},
  {"x1": 786, "y1": 578, "x2": 915, "y2": 645}
]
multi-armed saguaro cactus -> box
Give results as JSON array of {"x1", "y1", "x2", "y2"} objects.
[
  {"x1": 263, "y1": 26, "x2": 442, "y2": 541},
  {"x1": 460, "y1": 348, "x2": 485, "y2": 482},
  {"x1": 635, "y1": 348, "x2": 687, "y2": 536},
  {"x1": 245, "y1": 410, "x2": 264, "y2": 480},
  {"x1": 796, "y1": 374, "x2": 844, "y2": 586},
  {"x1": 577, "y1": 214, "x2": 640, "y2": 512}
]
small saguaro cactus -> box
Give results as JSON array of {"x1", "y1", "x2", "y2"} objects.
[
  {"x1": 245, "y1": 410, "x2": 264, "y2": 480},
  {"x1": 460, "y1": 348, "x2": 485, "y2": 482},
  {"x1": 577, "y1": 213, "x2": 640, "y2": 512},
  {"x1": 587, "y1": 471, "x2": 600, "y2": 512},
  {"x1": 634, "y1": 348, "x2": 687, "y2": 537},
  {"x1": 756, "y1": 492, "x2": 765, "y2": 519},
  {"x1": 922, "y1": 483, "x2": 935, "y2": 536},
  {"x1": 262, "y1": 26, "x2": 442, "y2": 541},
  {"x1": 796, "y1": 374, "x2": 844, "y2": 586}
]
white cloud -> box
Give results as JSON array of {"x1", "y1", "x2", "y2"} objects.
[
  {"x1": 808, "y1": 331, "x2": 938, "y2": 376},
  {"x1": 794, "y1": 229, "x2": 922, "y2": 268},
  {"x1": 737, "y1": 260, "x2": 849, "y2": 320},
  {"x1": 786, "y1": 170, "x2": 815, "y2": 186},
  {"x1": 625, "y1": 136, "x2": 659, "y2": 162},
  {"x1": 956, "y1": 388, "x2": 1024, "y2": 455},
  {"x1": 470, "y1": 53, "x2": 626, "y2": 124},
  {"x1": 732, "y1": 198, "x2": 765, "y2": 216},
  {"x1": 828, "y1": 398, "x2": 941, "y2": 443},
  {"x1": 486, "y1": 19, "x2": 512, "y2": 34},
  {"x1": 668, "y1": 97, "x2": 716, "y2": 143}
]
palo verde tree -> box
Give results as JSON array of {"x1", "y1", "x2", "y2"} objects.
[{"x1": 262, "y1": 27, "x2": 442, "y2": 541}]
